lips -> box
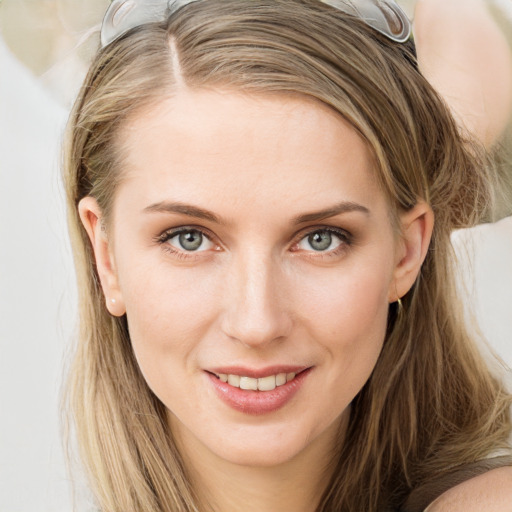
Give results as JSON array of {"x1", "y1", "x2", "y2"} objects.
[{"x1": 206, "y1": 366, "x2": 312, "y2": 415}]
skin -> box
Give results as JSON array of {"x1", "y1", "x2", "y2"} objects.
[
  {"x1": 427, "y1": 466, "x2": 512, "y2": 512},
  {"x1": 80, "y1": 88, "x2": 433, "y2": 511},
  {"x1": 414, "y1": 0, "x2": 512, "y2": 149}
]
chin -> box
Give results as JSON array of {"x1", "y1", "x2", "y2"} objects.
[
  {"x1": 202, "y1": 414, "x2": 340, "y2": 469},
  {"x1": 210, "y1": 433, "x2": 313, "y2": 468}
]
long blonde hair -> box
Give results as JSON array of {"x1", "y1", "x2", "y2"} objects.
[{"x1": 63, "y1": 1, "x2": 511, "y2": 510}]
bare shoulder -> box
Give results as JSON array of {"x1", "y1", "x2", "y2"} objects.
[{"x1": 426, "y1": 466, "x2": 512, "y2": 512}]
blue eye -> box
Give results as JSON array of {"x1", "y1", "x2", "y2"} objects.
[
  {"x1": 166, "y1": 229, "x2": 214, "y2": 252},
  {"x1": 297, "y1": 229, "x2": 348, "y2": 252}
]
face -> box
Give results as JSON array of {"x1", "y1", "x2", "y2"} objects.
[{"x1": 82, "y1": 88, "x2": 429, "y2": 469}]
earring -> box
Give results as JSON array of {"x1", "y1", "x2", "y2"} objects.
[
  {"x1": 396, "y1": 296, "x2": 404, "y2": 315},
  {"x1": 106, "y1": 296, "x2": 126, "y2": 317}
]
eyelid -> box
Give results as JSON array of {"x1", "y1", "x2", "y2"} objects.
[
  {"x1": 290, "y1": 225, "x2": 353, "y2": 254},
  {"x1": 293, "y1": 225, "x2": 352, "y2": 243},
  {"x1": 154, "y1": 225, "x2": 223, "y2": 258},
  {"x1": 154, "y1": 224, "x2": 352, "y2": 260},
  {"x1": 155, "y1": 225, "x2": 216, "y2": 243}
]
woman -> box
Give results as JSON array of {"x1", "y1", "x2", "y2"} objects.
[{"x1": 63, "y1": 1, "x2": 512, "y2": 511}]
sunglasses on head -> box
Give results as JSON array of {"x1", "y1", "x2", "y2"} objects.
[{"x1": 101, "y1": 0, "x2": 412, "y2": 48}]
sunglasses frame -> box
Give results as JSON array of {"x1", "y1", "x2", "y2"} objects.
[{"x1": 101, "y1": 0, "x2": 412, "y2": 48}]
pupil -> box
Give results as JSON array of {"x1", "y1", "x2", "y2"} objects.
[
  {"x1": 179, "y1": 230, "x2": 202, "y2": 251},
  {"x1": 309, "y1": 231, "x2": 332, "y2": 251}
]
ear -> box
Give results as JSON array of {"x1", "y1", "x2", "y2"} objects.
[
  {"x1": 78, "y1": 197, "x2": 126, "y2": 316},
  {"x1": 389, "y1": 201, "x2": 434, "y2": 303}
]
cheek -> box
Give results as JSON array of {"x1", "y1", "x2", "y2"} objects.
[
  {"x1": 116, "y1": 257, "x2": 223, "y2": 386},
  {"x1": 295, "y1": 255, "x2": 392, "y2": 343},
  {"x1": 293, "y1": 255, "x2": 393, "y2": 399}
]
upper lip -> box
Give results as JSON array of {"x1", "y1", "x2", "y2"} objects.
[{"x1": 206, "y1": 365, "x2": 310, "y2": 379}]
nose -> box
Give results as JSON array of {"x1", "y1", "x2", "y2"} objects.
[{"x1": 220, "y1": 250, "x2": 293, "y2": 349}]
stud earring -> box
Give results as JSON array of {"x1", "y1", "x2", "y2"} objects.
[{"x1": 106, "y1": 296, "x2": 125, "y2": 317}]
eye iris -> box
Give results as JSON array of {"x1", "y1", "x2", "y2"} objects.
[
  {"x1": 179, "y1": 230, "x2": 203, "y2": 251},
  {"x1": 308, "y1": 231, "x2": 332, "y2": 251}
]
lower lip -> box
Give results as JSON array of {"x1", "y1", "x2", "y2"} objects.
[{"x1": 206, "y1": 369, "x2": 312, "y2": 415}]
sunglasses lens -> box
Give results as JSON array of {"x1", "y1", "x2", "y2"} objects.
[
  {"x1": 321, "y1": 0, "x2": 411, "y2": 42},
  {"x1": 379, "y1": 1, "x2": 409, "y2": 39},
  {"x1": 111, "y1": 1, "x2": 137, "y2": 27},
  {"x1": 101, "y1": 0, "x2": 170, "y2": 47}
]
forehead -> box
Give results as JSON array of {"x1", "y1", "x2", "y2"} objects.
[{"x1": 114, "y1": 88, "x2": 387, "y2": 220}]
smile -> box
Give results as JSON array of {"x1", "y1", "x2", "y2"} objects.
[
  {"x1": 212, "y1": 372, "x2": 297, "y2": 391},
  {"x1": 206, "y1": 367, "x2": 312, "y2": 415}
]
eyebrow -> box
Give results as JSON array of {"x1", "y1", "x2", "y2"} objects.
[
  {"x1": 291, "y1": 201, "x2": 370, "y2": 224},
  {"x1": 143, "y1": 200, "x2": 370, "y2": 225},
  {"x1": 143, "y1": 201, "x2": 223, "y2": 224}
]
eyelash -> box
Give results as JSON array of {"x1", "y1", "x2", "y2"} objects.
[
  {"x1": 292, "y1": 227, "x2": 352, "y2": 260},
  {"x1": 154, "y1": 225, "x2": 353, "y2": 261},
  {"x1": 154, "y1": 226, "x2": 217, "y2": 260}
]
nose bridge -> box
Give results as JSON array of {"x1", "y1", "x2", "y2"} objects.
[{"x1": 221, "y1": 247, "x2": 291, "y2": 347}]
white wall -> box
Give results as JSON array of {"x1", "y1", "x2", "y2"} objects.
[
  {"x1": 0, "y1": 37, "x2": 78, "y2": 512},
  {"x1": 453, "y1": 217, "x2": 512, "y2": 369}
]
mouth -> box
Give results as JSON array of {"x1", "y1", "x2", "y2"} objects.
[
  {"x1": 205, "y1": 366, "x2": 312, "y2": 414},
  {"x1": 208, "y1": 370, "x2": 302, "y2": 392}
]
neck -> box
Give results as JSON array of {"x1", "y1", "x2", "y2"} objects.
[{"x1": 171, "y1": 415, "x2": 347, "y2": 512}]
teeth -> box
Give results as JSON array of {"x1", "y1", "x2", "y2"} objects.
[
  {"x1": 276, "y1": 373, "x2": 286, "y2": 386},
  {"x1": 227, "y1": 374, "x2": 240, "y2": 387},
  {"x1": 239, "y1": 376, "x2": 258, "y2": 390},
  {"x1": 216, "y1": 371, "x2": 298, "y2": 391},
  {"x1": 258, "y1": 375, "x2": 276, "y2": 391}
]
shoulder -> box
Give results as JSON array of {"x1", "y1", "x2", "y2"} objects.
[{"x1": 426, "y1": 466, "x2": 512, "y2": 512}]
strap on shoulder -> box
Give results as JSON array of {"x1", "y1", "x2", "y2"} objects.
[{"x1": 401, "y1": 455, "x2": 512, "y2": 512}]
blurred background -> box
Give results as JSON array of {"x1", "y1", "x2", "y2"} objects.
[
  {"x1": 0, "y1": 0, "x2": 421, "y2": 107},
  {"x1": 0, "y1": 0, "x2": 106, "y2": 105},
  {"x1": 0, "y1": 1, "x2": 511, "y2": 511}
]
